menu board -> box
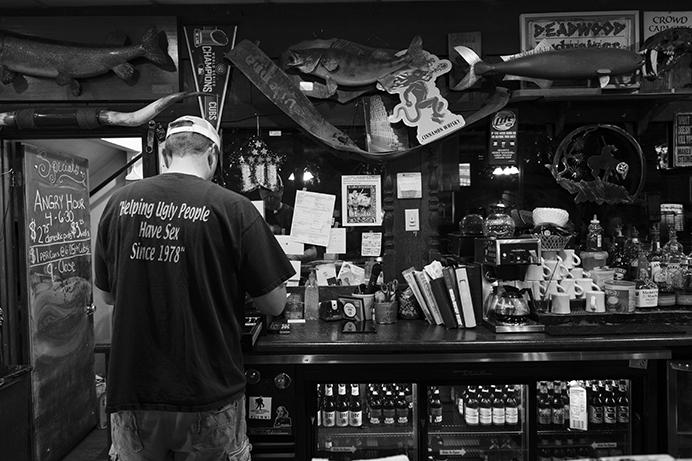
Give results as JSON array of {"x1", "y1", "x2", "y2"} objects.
[
  {"x1": 673, "y1": 112, "x2": 692, "y2": 167},
  {"x1": 23, "y1": 145, "x2": 95, "y2": 461}
]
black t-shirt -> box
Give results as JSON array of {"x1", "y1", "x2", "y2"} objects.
[{"x1": 94, "y1": 173, "x2": 294, "y2": 413}]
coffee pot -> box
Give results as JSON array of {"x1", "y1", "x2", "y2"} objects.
[{"x1": 484, "y1": 284, "x2": 535, "y2": 325}]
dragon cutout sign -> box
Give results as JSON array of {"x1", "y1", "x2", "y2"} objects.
[{"x1": 378, "y1": 53, "x2": 465, "y2": 144}]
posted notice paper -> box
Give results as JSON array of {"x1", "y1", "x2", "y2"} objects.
[
  {"x1": 396, "y1": 172, "x2": 422, "y2": 199},
  {"x1": 361, "y1": 232, "x2": 382, "y2": 257},
  {"x1": 290, "y1": 190, "x2": 336, "y2": 247},
  {"x1": 325, "y1": 228, "x2": 347, "y2": 254}
]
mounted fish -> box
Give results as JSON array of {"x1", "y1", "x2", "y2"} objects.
[
  {"x1": 452, "y1": 39, "x2": 644, "y2": 91},
  {"x1": 451, "y1": 27, "x2": 692, "y2": 91},
  {"x1": 0, "y1": 27, "x2": 176, "y2": 96},
  {"x1": 282, "y1": 36, "x2": 426, "y2": 102}
]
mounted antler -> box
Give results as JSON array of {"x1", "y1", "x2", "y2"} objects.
[{"x1": 0, "y1": 91, "x2": 203, "y2": 130}]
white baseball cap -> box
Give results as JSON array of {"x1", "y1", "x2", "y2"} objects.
[{"x1": 166, "y1": 115, "x2": 221, "y2": 151}]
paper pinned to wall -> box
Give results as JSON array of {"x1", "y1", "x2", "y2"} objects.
[
  {"x1": 325, "y1": 228, "x2": 347, "y2": 254},
  {"x1": 396, "y1": 172, "x2": 422, "y2": 199},
  {"x1": 290, "y1": 190, "x2": 336, "y2": 247},
  {"x1": 274, "y1": 235, "x2": 305, "y2": 255},
  {"x1": 361, "y1": 232, "x2": 382, "y2": 257}
]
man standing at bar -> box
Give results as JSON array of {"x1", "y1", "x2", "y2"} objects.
[{"x1": 94, "y1": 115, "x2": 294, "y2": 461}]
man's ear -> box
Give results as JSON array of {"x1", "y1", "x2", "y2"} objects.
[{"x1": 208, "y1": 146, "x2": 219, "y2": 176}]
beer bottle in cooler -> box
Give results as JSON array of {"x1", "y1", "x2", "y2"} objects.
[
  {"x1": 603, "y1": 381, "x2": 617, "y2": 425},
  {"x1": 479, "y1": 388, "x2": 492, "y2": 426},
  {"x1": 561, "y1": 382, "x2": 570, "y2": 429},
  {"x1": 429, "y1": 388, "x2": 443, "y2": 425},
  {"x1": 383, "y1": 390, "x2": 396, "y2": 425},
  {"x1": 349, "y1": 384, "x2": 363, "y2": 427},
  {"x1": 616, "y1": 380, "x2": 630, "y2": 426},
  {"x1": 551, "y1": 380, "x2": 565, "y2": 427},
  {"x1": 504, "y1": 385, "x2": 519, "y2": 428},
  {"x1": 588, "y1": 382, "x2": 603, "y2": 428},
  {"x1": 396, "y1": 390, "x2": 409, "y2": 426},
  {"x1": 336, "y1": 383, "x2": 350, "y2": 427},
  {"x1": 322, "y1": 384, "x2": 336, "y2": 427},
  {"x1": 368, "y1": 390, "x2": 382, "y2": 425},
  {"x1": 537, "y1": 382, "x2": 552, "y2": 427},
  {"x1": 464, "y1": 387, "x2": 479, "y2": 426},
  {"x1": 492, "y1": 387, "x2": 506, "y2": 426}
]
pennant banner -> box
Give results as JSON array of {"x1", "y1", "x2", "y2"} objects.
[
  {"x1": 184, "y1": 25, "x2": 237, "y2": 130},
  {"x1": 225, "y1": 40, "x2": 510, "y2": 160}
]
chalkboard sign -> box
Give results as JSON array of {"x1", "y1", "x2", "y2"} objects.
[
  {"x1": 22, "y1": 144, "x2": 95, "y2": 461},
  {"x1": 673, "y1": 112, "x2": 692, "y2": 168}
]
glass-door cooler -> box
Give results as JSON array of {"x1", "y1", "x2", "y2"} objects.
[
  {"x1": 535, "y1": 379, "x2": 632, "y2": 460},
  {"x1": 313, "y1": 382, "x2": 418, "y2": 460},
  {"x1": 424, "y1": 384, "x2": 528, "y2": 461}
]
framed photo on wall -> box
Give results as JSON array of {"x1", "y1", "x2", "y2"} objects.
[
  {"x1": 519, "y1": 10, "x2": 640, "y2": 51},
  {"x1": 341, "y1": 175, "x2": 383, "y2": 227}
]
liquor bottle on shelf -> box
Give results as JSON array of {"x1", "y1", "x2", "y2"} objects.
[
  {"x1": 336, "y1": 383, "x2": 349, "y2": 427},
  {"x1": 588, "y1": 382, "x2": 603, "y2": 429},
  {"x1": 349, "y1": 384, "x2": 363, "y2": 427},
  {"x1": 635, "y1": 247, "x2": 659, "y2": 309},
  {"x1": 616, "y1": 380, "x2": 630, "y2": 426},
  {"x1": 608, "y1": 225, "x2": 627, "y2": 280},
  {"x1": 479, "y1": 387, "x2": 493, "y2": 426},
  {"x1": 404, "y1": 384, "x2": 413, "y2": 411},
  {"x1": 648, "y1": 224, "x2": 663, "y2": 281},
  {"x1": 492, "y1": 387, "x2": 506, "y2": 426},
  {"x1": 429, "y1": 388, "x2": 443, "y2": 425},
  {"x1": 663, "y1": 226, "x2": 686, "y2": 290},
  {"x1": 505, "y1": 385, "x2": 519, "y2": 428},
  {"x1": 456, "y1": 386, "x2": 465, "y2": 416},
  {"x1": 396, "y1": 390, "x2": 409, "y2": 426},
  {"x1": 368, "y1": 390, "x2": 382, "y2": 425},
  {"x1": 625, "y1": 227, "x2": 642, "y2": 281},
  {"x1": 538, "y1": 382, "x2": 552, "y2": 428},
  {"x1": 322, "y1": 384, "x2": 336, "y2": 427},
  {"x1": 383, "y1": 390, "x2": 396, "y2": 425},
  {"x1": 465, "y1": 387, "x2": 479, "y2": 426},
  {"x1": 551, "y1": 380, "x2": 565, "y2": 428}
]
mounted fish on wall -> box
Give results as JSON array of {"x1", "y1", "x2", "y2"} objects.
[{"x1": 0, "y1": 16, "x2": 179, "y2": 101}]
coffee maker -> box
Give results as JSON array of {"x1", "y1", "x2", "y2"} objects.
[{"x1": 475, "y1": 237, "x2": 546, "y2": 333}]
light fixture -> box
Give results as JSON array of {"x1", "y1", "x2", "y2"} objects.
[
  {"x1": 288, "y1": 172, "x2": 295, "y2": 181},
  {"x1": 303, "y1": 169, "x2": 314, "y2": 182}
]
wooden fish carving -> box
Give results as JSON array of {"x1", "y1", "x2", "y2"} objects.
[
  {"x1": 283, "y1": 36, "x2": 425, "y2": 97},
  {"x1": 0, "y1": 27, "x2": 176, "y2": 96}
]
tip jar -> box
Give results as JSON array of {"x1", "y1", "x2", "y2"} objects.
[{"x1": 484, "y1": 203, "x2": 515, "y2": 238}]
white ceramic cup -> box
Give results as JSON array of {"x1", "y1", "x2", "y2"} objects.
[
  {"x1": 551, "y1": 292, "x2": 571, "y2": 314},
  {"x1": 539, "y1": 280, "x2": 568, "y2": 298},
  {"x1": 531, "y1": 281, "x2": 544, "y2": 300},
  {"x1": 542, "y1": 258, "x2": 571, "y2": 281},
  {"x1": 559, "y1": 278, "x2": 584, "y2": 299},
  {"x1": 525, "y1": 264, "x2": 548, "y2": 281},
  {"x1": 584, "y1": 290, "x2": 606, "y2": 313},
  {"x1": 559, "y1": 249, "x2": 582, "y2": 269},
  {"x1": 574, "y1": 278, "x2": 600, "y2": 298},
  {"x1": 569, "y1": 267, "x2": 590, "y2": 279}
]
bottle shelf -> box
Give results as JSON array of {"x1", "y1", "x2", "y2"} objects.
[
  {"x1": 318, "y1": 424, "x2": 414, "y2": 438},
  {"x1": 537, "y1": 426, "x2": 629, "y2": 436}
]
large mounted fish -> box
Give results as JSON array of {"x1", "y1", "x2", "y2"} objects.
[
  {"x1": 452, "y1": 27, "x2": 692, "y2": 91},
  {"x1": 0, "y1": 27, "x2": 176, "y2": 96},
  {"x1": 283, "y1": 36, "x2": 425, "y2": 102}
]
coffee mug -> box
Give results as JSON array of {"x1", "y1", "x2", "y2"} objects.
[
  {"x1": 551, "y1": 292, "x2": 571, "y2": 314},
  {"x1": 530, "y1": 281, "x2": 544, "y2": 300},
  {"x1": 558, "y1": 278, "x2": 584, "y2": 299},
  {"x1": 560, "y1": 249, "x2": 582, "y2": 269},
  {"x1": 539, "y1": 280, "x2": 568, "y2": 298},
  {"x1": 591, "y1": 268, "x2": 615, "y2": 289},
  {"x1": 574, "y1": 278, "x2": 600, "y2": 298},
  {"x1": 569, "y1": 267, "x2": 590, "y2": 279},
  {"x1": 525, "y1": 264, "x2": 548, "y2": 281},
  {"x1": 584, "y1": 290, "x2": 606, "y2": 313},
  {"x1": 542, "y1": 259, "x2": 571, "y2": 281}
]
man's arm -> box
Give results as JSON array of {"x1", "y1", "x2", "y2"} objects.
[
  {"x1": 252, "y1": 284, "x2": 287, "y2": 316},
  {"x1": 94, "y1": 285, "x2": 115, "y2": 306}
]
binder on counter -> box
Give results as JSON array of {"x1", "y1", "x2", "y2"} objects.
[
  {"x1": 413, "y1": 270, "x2": 443, "y2": 325},
  {"x1": 402, "y1": 267, "x2": 434, "y2": 324},
  {"x1": 429, "y1": 276, "x2": 459, "y2": 328},
  {"x1": 442, "y1": 266, "x2": 464, "y2": 328},
  {"x1": 454, "y1": 266, "x2": 477, "y2": 328}
]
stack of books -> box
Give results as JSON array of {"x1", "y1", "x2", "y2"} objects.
[{"x1": 401, "y1": 261, "x2": 476, "y2": 328}]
